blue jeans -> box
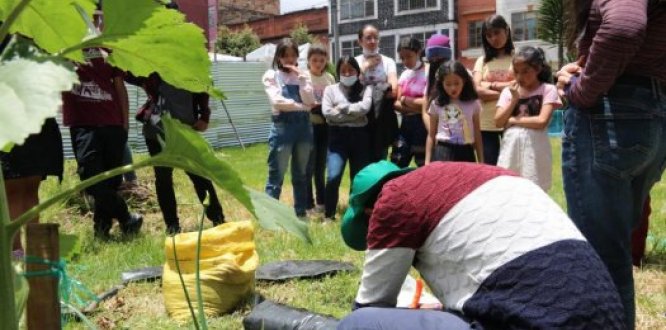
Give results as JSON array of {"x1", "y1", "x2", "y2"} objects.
[
  {"x1": 265, "y1": 112, "x2": 313, "y2": 216},
  {"x1": 338, "y1": 308, "x2": 472, "y2": 330},
  {"x1": 306, "y1": 123, "x2": 328, "y2": 208},
  {"x1": 562, "y1": 78, "x2": 666, "y2": 329},
  {"x1": 325, "y1": 126, "x2": 370, "y2": 218}
]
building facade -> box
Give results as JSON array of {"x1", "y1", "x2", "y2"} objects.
[
  {"x1": 457, "y1": 0, "x2": 496, "y2": 68},
  {"x1": 329, "y1": 0, "x2": 457, "y2": 64},
  {"x1": 496, "y1": 0, "x2": 559, "y2": 64},
  {"x1": 228, "y1": 7, "x2": 330, "y2": 45}
]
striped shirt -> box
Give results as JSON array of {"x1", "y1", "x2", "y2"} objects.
[{"x1": 569, "y1": 0, "x2": 666, "y2": 108}]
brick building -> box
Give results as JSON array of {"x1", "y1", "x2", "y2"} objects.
[
  {"x1": 219, "y1": 0, "x2": 279, "y2": 25},
  {"x1": 228, "y1": 7, "x2": 330, "y2": 45},
  {"x1": 458, "y1": 0, "x2": 496, "y2": 68}
]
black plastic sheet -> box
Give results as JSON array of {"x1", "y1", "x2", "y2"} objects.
[
  {"x1": 243, "y1": 300, "x2": 339, "y2": 330},
  {"x1": 256, "y1": 260, "x2": 355, "y2": 282}
]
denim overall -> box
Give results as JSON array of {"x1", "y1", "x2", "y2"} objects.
[{"x1": 264, "y1": 72, "x2": 313, "y2": 216}]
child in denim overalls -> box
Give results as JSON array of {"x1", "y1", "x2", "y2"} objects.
[{"x1": 262, "y1": 38, "x2": 316, "y2": 217}]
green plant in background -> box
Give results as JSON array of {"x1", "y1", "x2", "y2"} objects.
[
  {"x1": 0, "y1": 1, "x2": 309, "y2": 328},
  {"x1": 537, "y1": 0, "x2": 569, "y2": 68},
  {"x1": 216, "y1": 25, "x2": 261, "y2": 60},
  {"x1": 289, "y1": 22, "x2": 317, "y2": 46}
]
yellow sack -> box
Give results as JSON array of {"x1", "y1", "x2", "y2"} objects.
[{"x1": 163, "y1": 221, "x2": 258, "y2": 321}]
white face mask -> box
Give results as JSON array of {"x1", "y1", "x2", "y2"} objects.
[
  {"x1": 363, "y1": 48, "x2": 379, "y2": 57},
  {"x1": 407, "y1": 60, "x2": 422, "y2": 70},
  {"x1": 340, "y1": 75, "x2": 358, "y2": 87}
]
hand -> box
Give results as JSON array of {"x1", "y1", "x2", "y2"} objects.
[
  {"x1": 555, "y1": 56, "x2": 586, "y2": 97},
  {"x1": 282, "y1": 64, "x2": 301, "y2": 75},
  {"x1": 336, "y1": 104, "x2": 349, "y2": 114},
  {"x1": 509, "y1": 82, "x2": 520, "y2": 100},
  {"x1": 507, "y1": 117, "x2": 518, "y2": 127},
  {"x1": 364, "y1": 55, "x2": 380, "y2": 70},
  {"x1": 192, "y1": 120, "x2": 208, "y2": 132}
]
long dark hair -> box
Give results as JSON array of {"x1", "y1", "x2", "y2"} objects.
[
  {"x1": 336, "y1": 55, "x2": 364, "y2": 102},
  {"x1": 514, "y1": 46, "x2": 553, "y2": 83},
  {"x1": 272, "y1": 37, "x2": 299, "y2": 72},
  {"x1": 565, "y1": 0, "x2": 593, "y2": 51},
  {"x1": 426, "y1": 60, "x2": 444, "y2": 102},
  {"x1": 435, "y1": 60, "x2": 478, "y2": 106},
  {"x1": 481, "y1": 15, "x2": 515, "y2": 63}
]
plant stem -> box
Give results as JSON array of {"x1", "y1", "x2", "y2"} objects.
[
  {"x1": 195, "y1": 203, "x2": 208, "y2": 330},
  {"x1": 0, "y1": 0, "x2": 33, "y2": 44},
  {"x1": 8, "y1": 158, "x2": 153, "y2": 234},
  {"x1": 171, "y1": 235, "x2": 199, "y2": 330},
  {"x1": 0, "y1": 168, "x2": 19, "y2": 330}
]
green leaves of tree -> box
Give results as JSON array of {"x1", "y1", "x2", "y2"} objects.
[
  {"x1": 0, "y1": 0, "x2": 96, "y2": 62},
  {"x1": 75, "y1": 0, "x2": 223, "y2": 98}
]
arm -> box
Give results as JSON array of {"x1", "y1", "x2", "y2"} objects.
[
  {"x1": 425, "y1": 109, "x2": 438, "y2": 165},
  {"x1": 262, "y1": 70, "x2": 309, "y2": 112},
  {"x1": 347, "y1": 85, "x2": 374, "y2": 116},
  {"x1": 354, "y1": 248, "x2": 415, "y2": 309},
  {"x1": 387, "y1": 71, "x2": 398, "y2": 99},
  {"x1": 192, "y1": 93, "x2": 210, "y2": 131},
  {"x1": 298, "y1": 74, "x2": 317, "y2": 107},
  {"x1": 473, "y1": 111, "x2": 484, "y2": 163},
  {"x1": 321, "y1": 86, "x2": 346, "y2": 122},
  {"x1": 494, "y1": 85, "x2": 519, "y2": 128},
  {"x1": 474, "y1": 70, "x2": 501, "y2": 102},
  {"x1": 567, "y1": 0, "x2": 648, "y2": 108},
  {"x1": 113, "y1": 76, "x2": 129, "y2": 130},
  {"x1": 508, "y1": 103, "x2": 556, "y2": 130}
]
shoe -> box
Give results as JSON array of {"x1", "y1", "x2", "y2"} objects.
[
  {"x1": 120, "y1": 213, "x2": 143, "y2": 235},
  {"x1": 166, "y1": 225, "x2": 181, "y2": 236},
  {"x1": 206, "y1": 205, "x2": 225, "y2": 226},
  {"x1": 93, "y1": 221, "x2": 112, "y2": 240}
]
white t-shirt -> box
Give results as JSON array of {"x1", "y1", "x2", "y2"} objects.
[{"x1": 355, "y1": 54, "x2": 397, "y2": 86}]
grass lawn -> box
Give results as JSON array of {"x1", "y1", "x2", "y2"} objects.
[{"x1": 33, "y1": 139, "x2": 664, "y2": 329}]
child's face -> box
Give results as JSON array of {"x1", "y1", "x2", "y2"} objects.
[
  {"x1": 399, "y1": 49, "x2": 419, "y2": 69},
  {"x1": 339, "y1": 63, "x2": 359, "y2": 77},
  {"x1": 513, "y1": 60, "x2": 539, "y2": 89},
  {"x1": 308, "y1": 54, "x2": 327, "y2": 75},
  {"x1": 485, "y1": 27, "x2": 508, "y2": 50},
  {"x1": 279, "y1": 48, "x2": 298, "y2": 67},
  {"x1": 442, "y1": 73, "x2": 464, "y2": 99}
]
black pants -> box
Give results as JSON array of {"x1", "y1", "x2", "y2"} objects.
[
  {"x1": 481, "y1": 131, "x2": 503, "y2": 165},
  {"x1": 70, "y1": 126, "x2": 130, "y2": 233},
  {"x1": 434, "y1": 141, "x2": 477, "y2": 163},
  {"x1": 306, "y1": 123, "x2": 327, "y2": 208},
  {"x1": 145, "y1": 138, "x2": 224, "y2": 229}
]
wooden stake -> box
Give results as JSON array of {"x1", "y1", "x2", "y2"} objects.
[{"x1": 26, "y1": 223, "x2": 60, "y2": 330}]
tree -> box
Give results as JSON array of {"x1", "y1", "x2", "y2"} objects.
[
  {"x1": 289, "y1": 22, "x2": 316, "y2": 45},
  {"x1": 537, "y1": 0, "x2": 568, "y2": 68},
  {"x1": 216, "y1": 25, "x2": 260, "y2": 60}
]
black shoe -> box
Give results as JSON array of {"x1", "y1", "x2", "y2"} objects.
[
  {"x1": 93, "y1": 221, "x2": 112, "y2": 240},
  {"x1": 206, "y1": 205, "x2": 225, "y2": 226},
  {"x1": 166, "y1": 225, "x2": 181, "y2": 236},
  {"x1": 120, "y1": 213, "x2": 143, "y2": 235}
]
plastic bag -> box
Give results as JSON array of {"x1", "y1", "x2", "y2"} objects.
[
  {"x1": 163, "y1": 221, "x2": 258, "y2": 321},
  {"x1": 256, "y1": 260, "x2": 355, "y2": 282},
  {"x1": 243, "y1": 300, "x2": 339, "y2": 330}
]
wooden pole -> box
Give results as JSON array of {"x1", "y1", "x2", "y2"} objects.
[{"x1": 26, "y1": 223, "x2": 60, "y2": 330}]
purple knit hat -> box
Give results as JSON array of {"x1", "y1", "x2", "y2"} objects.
[{"x1": 425, "y1": 34, "x2": 452, "y2": 61}]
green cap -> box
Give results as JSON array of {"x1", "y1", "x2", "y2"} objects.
[{"x1": 341, "y1": 161, "x2": 414, "y2": 251}]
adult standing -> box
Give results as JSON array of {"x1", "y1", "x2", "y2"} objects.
[
  {"x1": 557, "y1": 1, "x2": 666, "y2": 327},
  {"x1": 472, "y1": 15, "x2": 515, "y2": 165},
  {"x1": 355, "y1": 25, "x2": 399, "y2": 162}
]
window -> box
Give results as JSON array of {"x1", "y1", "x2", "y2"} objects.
[
  {"x1": 379, "y1": 36, "x2": 396, "y2": 59},
  {"x1": 397, "y1": 0, "x2": 438, "y2": 12},
  {"x1": 468, "y1": 21, "x2": 483, "y2": 48},
  {"x1": 399, "y1": 31, "x2": 438, "y2": 46},
  {"x1": 511, "y1": 11, "x2": 537, "y2": 41},
  {"x1": 341, "y1": 40, "x2": 362, "y2": 57},
  {"x1": 340, "y1": 0, "x2": 375, "y2": 21}
]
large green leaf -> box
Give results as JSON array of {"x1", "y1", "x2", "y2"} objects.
[
  {"x1": 151, "y1": 117, "x2": 311, "y2": 242},
  {"x1": 151, "y1": 116, "x2": 252, "y2": 214},
  {"x1": 249, "y1": 189, "x2": 312, "y2": 243},
  {"x1": 74, "y1": 0, "x2": 223, "y2": 98},
  {"x1": 0, "y1": 0, "x2": 95, "y2": 62},
  {"x1": 0, "y1": 58, "x2": 78, "y2": 147}
]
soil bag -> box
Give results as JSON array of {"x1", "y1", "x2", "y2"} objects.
[
  {"x1": 243, "y1": 300, "x2": 339, "y2": 330},
  {"x1": 163, "y1": 221, "x2": 258, "y2": 321},
  {"x1": 256, "y1": 260, "x2": 355, "y2": 281}
]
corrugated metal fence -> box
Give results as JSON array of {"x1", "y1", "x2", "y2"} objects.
[{"x1": 59, "y1": 61, "x2": 272, "y2": 158}]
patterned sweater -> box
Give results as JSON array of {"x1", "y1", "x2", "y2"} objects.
[{"x1": 354, "y1": 162, "x2": 626, "y2": 329}]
